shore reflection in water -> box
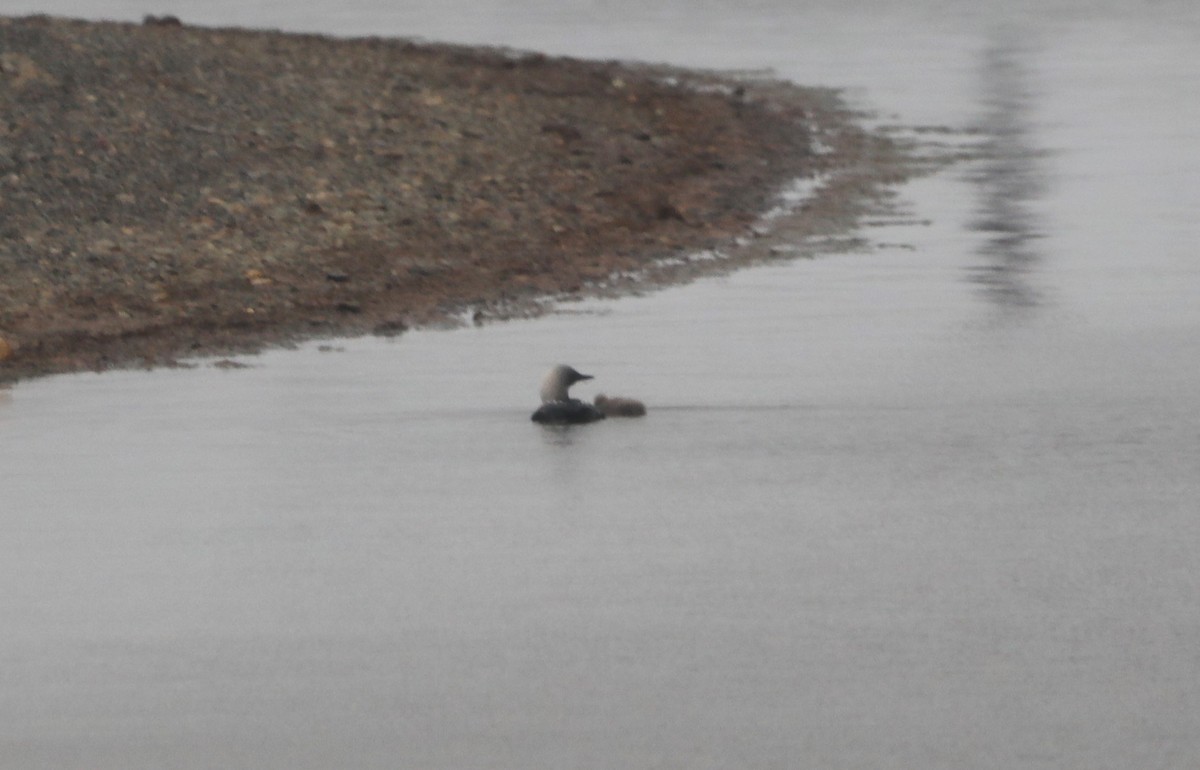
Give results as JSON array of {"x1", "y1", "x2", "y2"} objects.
[{"x1": 969, "y1": 31, "x2": 1047, "y2": 310}]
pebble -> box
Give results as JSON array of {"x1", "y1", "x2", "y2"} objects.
[{"x1": 244, "y1": 268, "x2": 272, "y2": 287}]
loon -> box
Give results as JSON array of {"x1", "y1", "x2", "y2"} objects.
[{"x1": 530, "y1": 364, "x2": 606, "y2": 425}]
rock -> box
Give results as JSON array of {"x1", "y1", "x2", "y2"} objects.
[
  {"x1": 541, "y1": 122, "x2": 583, "y2": 143},
  {"x1": 372, "y1": 319, "x2": 407, "y2": 337},
  {"x1": 244, "y1": 268, "x2": 272, "y2": 287},
  {"x1": 0, "y1": 52, "x2": 58, "y2": 91},
  {"x1": 142, "y1": 15, "x2": 183, "y2": 27},
  {"x1": 0, "y1": 334, "x2": 13, "y2": 361}
]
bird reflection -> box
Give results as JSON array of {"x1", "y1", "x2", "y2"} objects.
[{"x1": 969, "y1": 33, "x2": 1047, "y2": 310}]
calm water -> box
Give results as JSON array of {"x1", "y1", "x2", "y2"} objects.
[{"x1": 3, "y1": 1, "x2": 1199, "y2": 768}]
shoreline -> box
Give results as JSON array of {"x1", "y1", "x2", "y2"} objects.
[{"x1": 0, "y1": 15, "x2": 915, "y2": 384}]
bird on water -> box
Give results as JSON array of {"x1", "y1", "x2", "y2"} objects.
[
  {"x1": 594, "y1": 393, "x2": 646, "y2": 417},
  {"x1": 530, "y1": 364, "x2": 646, "y2": 424},
  {"x1": 530, "y1": 364, "x2": 606, "y2": 424}
]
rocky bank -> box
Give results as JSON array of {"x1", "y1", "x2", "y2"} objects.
[{"x1": 0, "y1": 14, "x2": 907, "y2": 382}]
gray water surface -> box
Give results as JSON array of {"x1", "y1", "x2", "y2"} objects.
[{"x1": 3, "y1": 1, "x2": 1200, "y2": 768}]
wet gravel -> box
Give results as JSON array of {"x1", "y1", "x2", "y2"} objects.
[{"x1": 0, "y1": 14, "x2": 904, "y2": 382}]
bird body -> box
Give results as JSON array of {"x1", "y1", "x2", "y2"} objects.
[
  {"x1": 594, "y1": 394, "x2": 646, "y2": 417},
  {"x1": 530, "y1": 399, "x2": 606, "y2": 425}
]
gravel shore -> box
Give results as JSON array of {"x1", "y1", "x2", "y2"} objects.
[{"x1": 0, "y1": 15, "x2": 908, "y2": 383}]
